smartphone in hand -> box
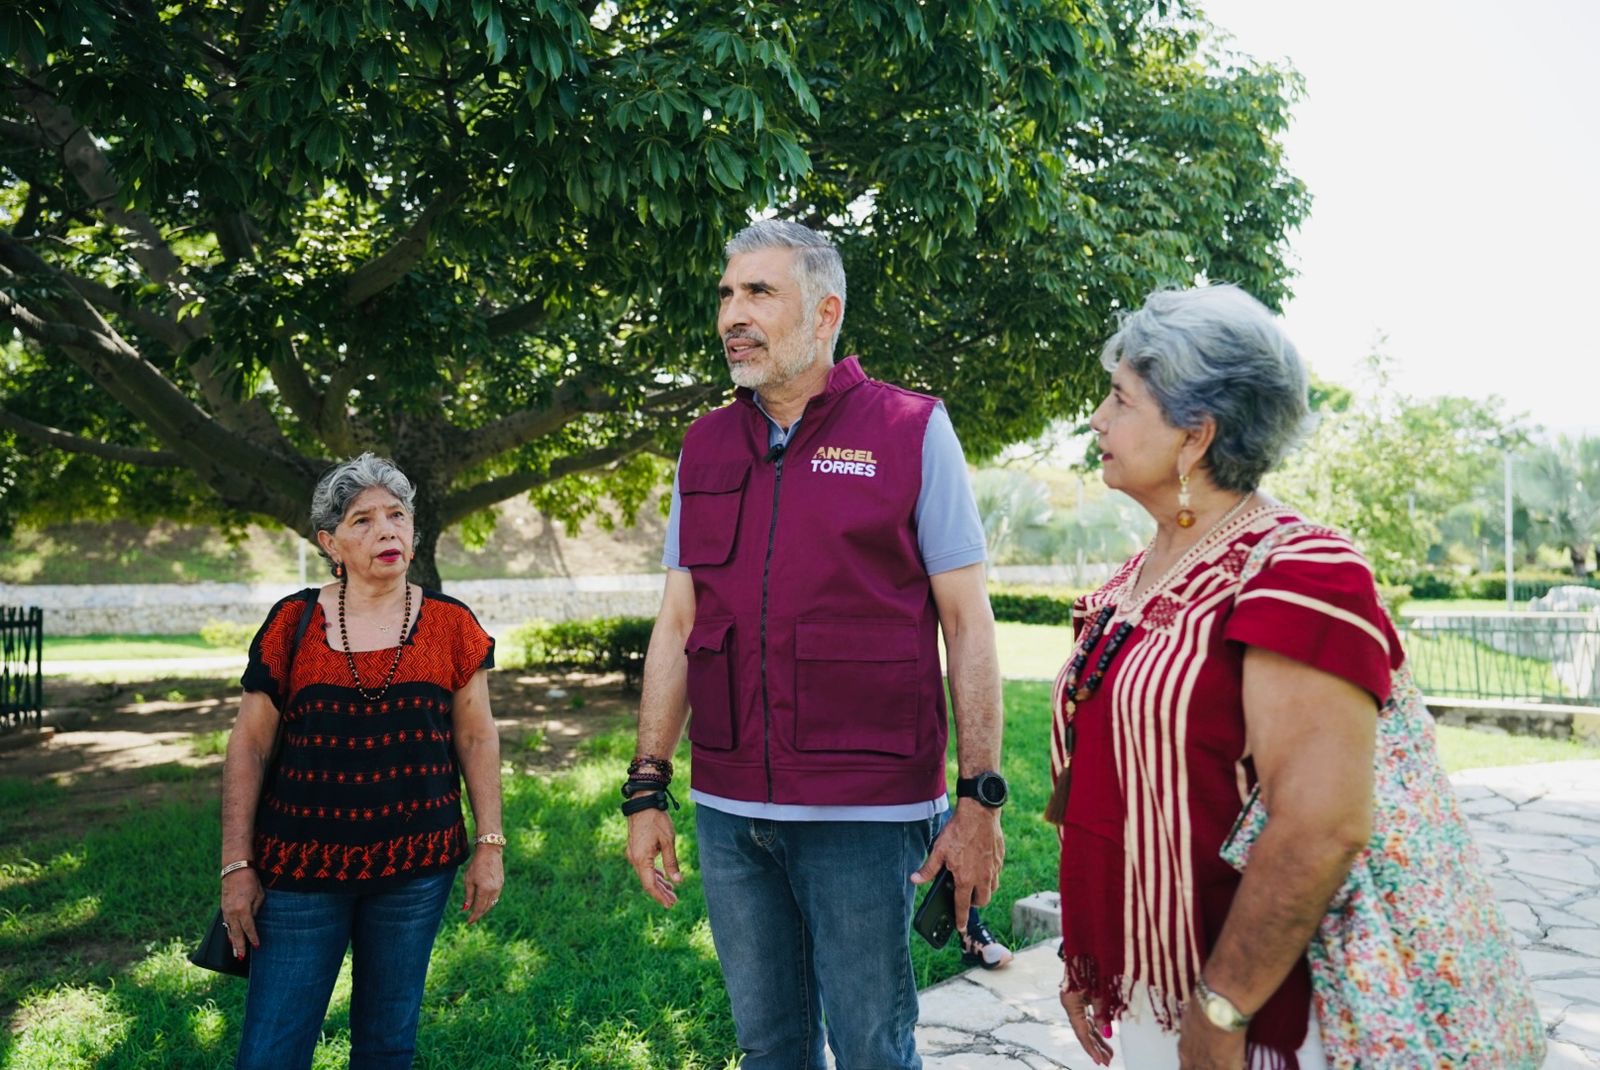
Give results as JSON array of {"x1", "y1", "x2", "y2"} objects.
[{"x1": 912, "y1": 867, "x2": 958, "y2": 948}]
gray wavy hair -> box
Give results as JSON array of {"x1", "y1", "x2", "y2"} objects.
[
  {"x1": 725, "y1": 219, "x2": 848, "y2": 356},
  {"x1": 308, "y1": 453, "x2": 417, "y2": 573},
  {"x1": 1101, "y1": 285, "x2": 1312, "y2": 492}
]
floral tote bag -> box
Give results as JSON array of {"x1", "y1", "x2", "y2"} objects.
[{"x1": 1221, "y1": 525, "x2": 1545, "y2": 1069}]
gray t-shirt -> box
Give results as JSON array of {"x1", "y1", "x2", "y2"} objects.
[{"x1": 665, "y1": 398, "x2": 987, "y2": 822}]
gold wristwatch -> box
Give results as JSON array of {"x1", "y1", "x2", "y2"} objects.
[{"x1": 1194, "y1": 975, "x2": 1253, "y2": 1033}]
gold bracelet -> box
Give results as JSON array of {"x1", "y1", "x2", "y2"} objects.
[
  {"x1": 219, "y1": 859, "x2": 252, "y2": 879},
  {"x1": 474, "y1": 833, "x2": 507, "y2": 847}
]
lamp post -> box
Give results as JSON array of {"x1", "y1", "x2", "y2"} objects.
[{"x1": 1504, "y1": 449, "x2": 1515, "y2": 612}]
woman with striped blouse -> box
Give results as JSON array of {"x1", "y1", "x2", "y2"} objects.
[{"x1": 1052, "y1": 286, "x2": 1401, "y2": 1070}]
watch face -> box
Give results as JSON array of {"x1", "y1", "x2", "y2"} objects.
[
  {"x1": 1202, "y1": 996, "x2": 1234, "y2": 1030},
  {"x1": 976, "y1": 773, "x2": 1008, "y2": 807}
]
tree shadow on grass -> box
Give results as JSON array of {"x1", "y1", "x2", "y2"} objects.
[{"x1": 1, "y1": 730, "x2": 740, "y2": 1069}]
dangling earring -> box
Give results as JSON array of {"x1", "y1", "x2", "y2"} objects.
[
  {"x1": 334, "y1": 561, "x2": 344, "y2": 579},
  {"x1": 1176, "y1": 472, "x2": 1196, "y2": 528}
]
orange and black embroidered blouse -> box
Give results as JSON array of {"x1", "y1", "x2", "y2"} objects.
[{"x1": 241, "y1": 588, "x2": 495, "y2": 893}]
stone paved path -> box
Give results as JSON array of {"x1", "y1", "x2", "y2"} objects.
[{"x1": 912, "y1": 761, "x2": 1600, "y2": 1068}]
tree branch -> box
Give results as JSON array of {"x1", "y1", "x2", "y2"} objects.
[
  {"x1": 0, "y1": 276, "x2": 314, "y2": 503},
  {"x1": 0, "y1": 230, "x2": 190, "y2": 351},
  {"x1": 440, "y1": 430, "x2": 658, "y2": 525},
  {"x1": 0, "y1": 116, "x2": 46, "y2": 149},
  {"x1": 0, "y1": 288, "x2": 138, "y2": 361},
  {"x1": 456, "y1": 374, "x2": 605, "y2": 469},
  {"x1": 486, "y1": 299, "x2": 550, "y2": 338},
  {"x1": 7, "y1": 79, "x2": 191, "y2": 292},
  {"x1": 0, "y1": 405, "x2": 182, "y2": 466},
  {"x1": 343, "y1": 178, "x2": 467, "y2": 307}
]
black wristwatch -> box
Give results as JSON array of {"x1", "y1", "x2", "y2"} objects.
[{"x1": 955, "y1": 771, "x2": 1009, "y2": 809}]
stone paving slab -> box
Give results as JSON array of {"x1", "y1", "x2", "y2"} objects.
[{"x1": 909, "y1": 761, "x2": 1600, "y2": 1068}]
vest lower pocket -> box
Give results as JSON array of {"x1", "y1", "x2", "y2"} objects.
[
  {"x1": 793, "y1": 619, "x2": 920, "y2": 757},
  {"x1": 685, "y1": 618, "x2": 737, "y2": 750}
]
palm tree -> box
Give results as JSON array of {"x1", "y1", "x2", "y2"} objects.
[{"x1": 1519, "y1": 435, "x2": 1600, "y2": 578}]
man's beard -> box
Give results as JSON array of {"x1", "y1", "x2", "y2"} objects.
[{"x1": 728, "y1": 333, "x2": 818, "y2": 389}]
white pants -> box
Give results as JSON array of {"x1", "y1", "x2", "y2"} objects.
[{"x1": 1117, "y1": 988, "x2": 1328, "y2": 1070}]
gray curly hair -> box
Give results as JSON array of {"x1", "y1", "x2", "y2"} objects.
[
  {"x1": 1100, "y1": 285, "x2": 1312, "y2": 492},
  {"x1": 308, "y1": 453, "x2": 417, "y2": 573}
]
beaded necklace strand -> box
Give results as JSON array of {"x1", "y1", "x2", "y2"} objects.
[
  {"x1": 1063, "y1": 493, "x2": 1256, "y2": 714},
  {"x1": 1049, "y1": 494, "x2": 1259, "y2": 825},
  {"x1": 338, "y1": 577, "x2": 412, "y2": 701}
]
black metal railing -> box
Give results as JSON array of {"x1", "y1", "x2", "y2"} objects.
[
  {"x1": 1, "y1": 606, "x2": 44, "y2": 733},
  {"x1": 1400, "y1": 612, "x2": 1600, "y2": 706}
]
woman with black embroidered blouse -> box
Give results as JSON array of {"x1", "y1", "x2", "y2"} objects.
[{"x1": 218, "y1": 454, "x2": 503, "y2": 1070}]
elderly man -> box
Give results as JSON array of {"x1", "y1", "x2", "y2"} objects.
[{"x1": 624, "y1": 219, "x2": 1006, "y2": 1068}]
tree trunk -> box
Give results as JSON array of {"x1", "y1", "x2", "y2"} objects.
[
  {"x1": 1570, "y1": 543, "x2": 1591, "y2": 579},
  {"x1": 408, "y1": 488, "x2": 445, "y2": 591}
]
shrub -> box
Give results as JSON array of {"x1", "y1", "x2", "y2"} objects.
[
  {"x1": 199, "y1": 618, "x2": 258, "y2": 649},
  {"x1": 988, "y1": 586, "x2": 1089, "y2": 626},
  {"x1": 512, "y1": 615, "x2": 654, "y2": 690},
  {"x1": 1405, "y1": 570, "x2": 1600, "y2": 602}
]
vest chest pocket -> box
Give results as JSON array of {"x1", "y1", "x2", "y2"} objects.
[
  {"x1": 685, "y1": 618, "x2": 737, "y2": 750},
  {"x1": 793, "y1": 619, "x2": 920, "y2": 757},
  {"x1": 678, "y1": 462, "x2": 750, "y2": 568}
]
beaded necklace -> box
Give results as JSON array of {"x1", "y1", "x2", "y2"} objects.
[
  {"x1": 338, "y1": 577, "x2": 413, "y2": 701},
  {"x1": 1063, "y1": 493, "x2": 1256, "y2": 715}
]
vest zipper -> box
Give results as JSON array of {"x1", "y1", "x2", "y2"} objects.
[{"x1": 758, "y1": 447, "x2": 786, "y2": 802}]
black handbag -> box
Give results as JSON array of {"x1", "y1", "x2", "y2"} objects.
[{"x1": 189, "y1": 589, "x2": 318, "y2": 977}]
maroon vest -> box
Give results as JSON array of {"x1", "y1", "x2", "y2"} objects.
[{"x1": 677, "y1": 357, "x2": 948, "y2": 805}]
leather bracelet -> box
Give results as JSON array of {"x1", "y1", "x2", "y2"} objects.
[
  {"x1": 474, "y1": 833, "x2": 507, "y2": 847},
  {"x1": 220, "y1": 860, "x2": 252, "y2": 879},
  {"x1": 620, "y1": 787, "x2": 679, "y2": 816},
  {"x1": 621, "y1": 777, "x2": 670, "y2": 797}
]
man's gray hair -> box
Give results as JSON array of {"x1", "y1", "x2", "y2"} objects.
[
  {"x1": 1100, "y1": 285, "x2": 1311, "y2": 492},
  {"x1": 725, "y1": 219, "x2": 847, "y2": 353},
  {"x1": 309, "y1": 453, "x2": 417, "y2": 572}
]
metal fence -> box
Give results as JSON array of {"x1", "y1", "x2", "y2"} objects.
[
  {"x1": 2, "y1": 606, "x2": 44, "y2": 733},
  {"x1": 1399, "y1": 612, "x2": 1600, "y2": 706}
]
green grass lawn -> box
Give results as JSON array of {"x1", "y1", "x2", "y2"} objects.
[
  {"x1": 42, "y1": 634, "x2": 234, "y2": 661},
  {"x1": 4, "y1": 675, "x2": 1591, "y2": 1068},
  {"x1": 1401, "y1": 599, "x2": 1520, "y2": 614}
]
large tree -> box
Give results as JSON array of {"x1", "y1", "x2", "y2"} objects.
[{"x1": 1, "y1": 0, "x2": 1307, "y2": 586}]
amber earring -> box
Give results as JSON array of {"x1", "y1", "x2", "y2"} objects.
[
  {"x1": 334, "y1": 561, "x2": 344, "y2": 578},
  {"x1": 1176, "y1": 473, "x2": 1196, "y2": 528}
]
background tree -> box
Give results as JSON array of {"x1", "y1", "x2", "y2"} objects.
[
  {"x1": 1519, "y1": 435, "x2": 1600, "y2": 578},
  {"x1": 1267, "y1": 354, "x2": 1515, "y2": 584},
  {"x1": 1, "y1": 0, "x2": 1308, "y2": 586}
]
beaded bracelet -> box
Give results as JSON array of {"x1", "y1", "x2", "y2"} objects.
[{"x1": 628, "y1": 754, "x2": 674, "y2": 780}]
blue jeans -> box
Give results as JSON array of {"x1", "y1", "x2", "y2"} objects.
[
  {"x1": 696, "y1": 806, "x2": 937, "y2": 1070},
  {"x1": 236, "y1": 869, "x2": 455, "y2": 1070}
]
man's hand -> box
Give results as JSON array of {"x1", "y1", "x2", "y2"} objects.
[
  {"x1": 910, "y1": 799, "x2": 1003, "y2": 930},
  {"x1": 626, "y1": 808, "x2": 683, "y2": 908},
  {"x1": 1177, "y1": 997, "x2": 1249, "y2": 1070}
]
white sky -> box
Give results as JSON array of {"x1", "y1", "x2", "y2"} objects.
[{"x1": 1197, "y1": 0, "x2": 1600, "y2": 439}]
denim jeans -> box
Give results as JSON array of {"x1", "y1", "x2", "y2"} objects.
[
  {"x1": 236, "y1": 868, "x2": 455, "y2": 1070},
  {"x1": 696, "y1": 805, "x2": 937, "y2": 1070}
]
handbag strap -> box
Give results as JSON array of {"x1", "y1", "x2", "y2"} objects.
[{"x1": 265, "y1": 587, "x2": 320, "y2": 773}]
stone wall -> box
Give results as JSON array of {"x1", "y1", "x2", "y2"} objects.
[{"x1": 0, "y1": 576, "x2": 666, "y2": 637}]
